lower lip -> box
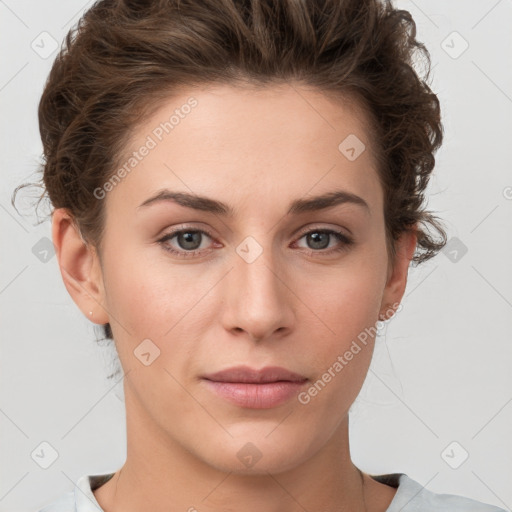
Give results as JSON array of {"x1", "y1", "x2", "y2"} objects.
[{"x1": 202, "y1": 379, "x2": 307, "y2": 409}]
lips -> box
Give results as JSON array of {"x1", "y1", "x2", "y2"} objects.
[
  {"x1": 201, "y1": 365, "x2": 308, "y2": 409},
  {"x1": 202, "y1": 365, "x2": 307, "y2": 384}
]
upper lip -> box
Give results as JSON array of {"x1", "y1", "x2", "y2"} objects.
[{"x1": 202, "y1": 365, "x2": 307, "y2": 383}]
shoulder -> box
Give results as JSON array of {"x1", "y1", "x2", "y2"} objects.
[
  {"x1": 371, "y1": 473, "x2": 507, "y2": 512},
  {"x1": 36, "y1": 472, "x2": 114, "y2": 512},
  {"x1": 36, "y1": 491, "x2": 74, "y2": 512}
]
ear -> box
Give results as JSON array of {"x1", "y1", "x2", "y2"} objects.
[
  {"x1": 379, "y1": 226, "x2": 417, "y2": 320},
  {"x1": 51, "y1": 208, "x2": 109, "y2": 324}
]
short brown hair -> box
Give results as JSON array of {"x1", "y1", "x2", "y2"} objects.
[{"x1": 13, "y1": 0, "x2": 447, "y2": 343}]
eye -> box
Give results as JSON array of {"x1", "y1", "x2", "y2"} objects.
[
  {"x1": 158, "y1": 227, "x2": 217, "y2": 258},
  {"x1": 294, "y1": 228, "x2": 354, "y2": 256},
  {"x1": 157, "y1": 226, "x2": 354, "y2": 259}
]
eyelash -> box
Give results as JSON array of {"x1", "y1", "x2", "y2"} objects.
[{"x1": 157, "y1": 225, "x2": 354, "y2": 259}]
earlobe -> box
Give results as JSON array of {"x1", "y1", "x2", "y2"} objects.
[
  {"x1": 379, "y1": 227, "x2": 418, "y2": 319},
  {"x1": 51, "y1": 208, "x2": 109, "y2": 324}
]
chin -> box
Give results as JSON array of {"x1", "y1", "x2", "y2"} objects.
[{"x1": 194, "y1": 429, "x2": 318, "y2": 476}]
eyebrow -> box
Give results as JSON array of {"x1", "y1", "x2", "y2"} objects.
[{"x1": 137, "y1": 189, "x2": 370, "y2": 216}]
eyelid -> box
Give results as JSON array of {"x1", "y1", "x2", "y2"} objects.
[
  {"x1": 158, "y1": 223, "x2": 215, "y2": 239},
  {"x1": 294, "y1": 223, "x2": 351, "y2": 238}
]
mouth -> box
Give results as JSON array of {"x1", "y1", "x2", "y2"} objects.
[
  {"x1": 202, "y1": 365, "x2": 308, "y2": 383},
  {"x1": 201, "y1": 365, "x2": 308, "y2": 409}
]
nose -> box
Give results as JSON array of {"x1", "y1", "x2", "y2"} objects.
[{"x1": 220, "y1": 239, "x2": 296, "y2": 342}]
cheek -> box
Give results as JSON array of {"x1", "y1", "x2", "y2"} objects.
[
  {"x1": 100, "y1": 243, "x2": 220, "y2": 365},
  {"x1": 301, "y1": 259, "x2": 385, "y2": 335},
  {"x1": 294, "y1": 253, "x2": 386, "y2": 380},
  {"x1": 301, "y1": 276, "x2": 383, "y2": 403},
  {"x1": 100, "y1": 242, "x2": 182, "y2": 341}
]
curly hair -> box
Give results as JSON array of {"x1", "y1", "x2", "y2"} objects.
[{"x1": 12, "y1": 0, "x2": 447, "y2": 343}]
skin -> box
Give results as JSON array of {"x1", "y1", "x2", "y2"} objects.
[{"x1": 52, "y1": 82, "x2": 416, "y2": 512}]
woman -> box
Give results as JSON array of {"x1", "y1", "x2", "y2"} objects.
[{"x1": 22, "y1": 0, "x2": 505, "y2": 510}]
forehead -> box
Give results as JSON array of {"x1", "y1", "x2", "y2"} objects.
[{"x1": 106, "y1": 82, "x2": 383, "y2": 218}]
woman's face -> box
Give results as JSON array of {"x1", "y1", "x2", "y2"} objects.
[{"x1": 79, "y1": 83, "x2": 411, "y2": 474}]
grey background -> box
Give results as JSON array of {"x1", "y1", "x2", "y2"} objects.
[{"x1": 1, "y1": 1, "x2": 511, "y2": 511}]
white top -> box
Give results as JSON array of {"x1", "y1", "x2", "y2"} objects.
[{"x1": 37, "y1": 472, "x2": 507, "y2": 511}]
